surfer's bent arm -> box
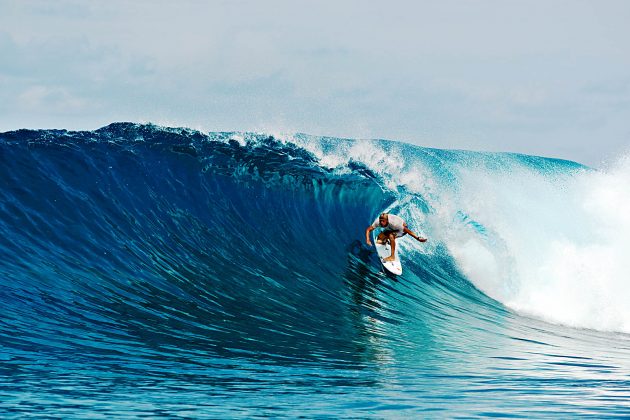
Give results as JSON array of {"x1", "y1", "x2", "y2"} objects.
[
  {"x1": 403, "y1": 226, "x2": 427, "y2": 242},
  {"x1": 365, "y1": 225, "x2": 376, "y2": 245}
]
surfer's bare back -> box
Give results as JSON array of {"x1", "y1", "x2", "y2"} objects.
[{"x1": 365, "y1": 213, "x2": 427, "y2": 262}]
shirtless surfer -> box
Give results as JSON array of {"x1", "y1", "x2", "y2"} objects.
[{"x1": 365, "y1": 213, "x2": 427, "y2": 262}]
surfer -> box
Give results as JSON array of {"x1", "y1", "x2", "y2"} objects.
[{"x1": 365, "y1": 213, "x2": 427, "y2": 262}]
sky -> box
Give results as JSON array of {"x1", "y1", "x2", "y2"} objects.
[{"x1": 0, "y1": 0, "x2": 629, "y2": 166}]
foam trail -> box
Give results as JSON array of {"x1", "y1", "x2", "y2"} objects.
[
  {"x1": 435, "y1": 154, "x2": 630, "y2": 332},
  {"x1": 504, "y1": 155, "x2": 630, "y2": 331}
]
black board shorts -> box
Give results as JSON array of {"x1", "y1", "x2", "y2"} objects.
[{"x1": 382, "y1": 229, "x2": 406, "y2": 238}]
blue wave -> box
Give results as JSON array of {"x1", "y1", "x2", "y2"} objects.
[{"x1": 1, "y1": 122, "x2": 629, "y2": 417}]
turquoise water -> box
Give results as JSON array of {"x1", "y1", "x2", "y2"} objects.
[{"x1": 1, "y1": 123, "x2": 629, "y2": 417}]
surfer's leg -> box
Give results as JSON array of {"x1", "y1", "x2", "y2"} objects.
[
  {"x1": 377, "y1": 230, "x2": 394, "y2": 245},
  {"x1": 383, "y1": 233, "x2": 397, "y2": 262}
]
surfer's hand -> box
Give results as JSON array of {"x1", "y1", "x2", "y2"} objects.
[
  {"x1": 417, "y1": 236, "x2": 427, "y2": 242},
  {"x1": 366, "y1": 239, "x2": 372, "y2": 246}
]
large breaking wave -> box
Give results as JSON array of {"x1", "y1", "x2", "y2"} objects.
[{"x1": 1, "y1": 122, "x2": 630, "y2": 417}]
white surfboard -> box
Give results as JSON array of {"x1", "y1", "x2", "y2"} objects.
[{"x1": 374, "y1": 236, "x2": 403, "y2": 275}]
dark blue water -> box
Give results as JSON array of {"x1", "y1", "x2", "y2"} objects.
[{"x1": 1, "y1": 123, "x2": 629, "y2": 417}]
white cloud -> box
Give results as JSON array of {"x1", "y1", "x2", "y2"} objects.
[{"x1": 17, "y1": 85, "x2": 89, "y2": 113}]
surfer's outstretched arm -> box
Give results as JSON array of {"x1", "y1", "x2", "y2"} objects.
[
  {"x1": 403, "y1": 226, "x2": 427, "y2": 242},
  {"x1": 365, "y1": 225, "x2": 376, "y2": 246}
]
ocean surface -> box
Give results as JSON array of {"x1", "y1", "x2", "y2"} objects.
[{"x1": 1, "y1": 122, "x2": 629, "y2": 417}]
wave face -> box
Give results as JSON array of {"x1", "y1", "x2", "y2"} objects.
[{"x1": 1, "y1": 123, "x2": 630, "y2": 417}]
